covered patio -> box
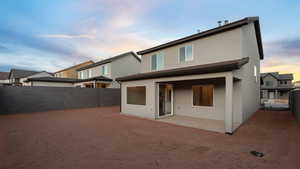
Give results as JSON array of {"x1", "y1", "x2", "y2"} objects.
[
  {"x1": 154, "y1": 73, "x2": 242, "y2": 134},
  {"x1": 75, "y1": 76, "x2": 112, "y2": 88}
]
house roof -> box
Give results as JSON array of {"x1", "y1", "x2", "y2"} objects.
[
  {"x1": 137, "y1": 17, "x2": 264, "y2": 59},
  {"x1": 261, "y1": 72, "x2": 294, "y2": 80},
  {"x1": 26, "y1": 77, "x2": 78, "y2": 83},
  {"x1": 116, "y1": 57, "x2": 249, "y2": 82},
  {"x1": 0, "y1": 72, "x2": 9, "y2": 80},
  {"x1": 76, "y1": 76, "x2": 112, "y2": 82},
  {"x1": 26, "y1": 76, "x2": 112, "y2": 83},
  {"x1": 77, "y1": 51, "x2": 141, "y2": 71},
  {"x1": 55, "y1": 60, "x2": 94, "y2": 73},
  {"x1": 9, "y1": 69, "x2": 41, "y2": 79}
]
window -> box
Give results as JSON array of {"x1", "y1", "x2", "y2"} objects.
[
  {"x1": 102, "y1": 65, "x2": 109, "y2": 75},
  {"x1": 80, "y1": 70, "x2": 87, "y2": 79},
  {"x1": 192, "y1": 85, "x2": 213, "y2": 107},
  {"x1": 127, "y1": 86, "x2": 146, "y2": 105},
  {"x1": 254, "y1": 65, "x2": 257, "y2": 82},
  {"x1": 284, "y1": 81, "x2": 287, "y2": 84},
  {"x1": 266, "y1": 81, "x2": 273, "y2": 87},
  {"x1": 151, "y1": 52, "x2": 164, "y2": 71},
  {"x1": 88, "y1": 69, "x2": 92, "y2": 78},
  {"x1": 179, "y1": 45, "x2": 193, "y2": 62}
]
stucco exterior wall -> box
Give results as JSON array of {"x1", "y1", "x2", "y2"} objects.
[
  {"x1": 240, "y1": 22, "x2": 261, "y2": 121},
  {"x1": 31, "y1": 81, "x2": 74, "y2": 87},
  {"x1": 173, "y1": 81, "x2": 225, "y2": 121},
  {"x1": 141, "y1": 28, "x2": 243, "y2": 73},
  {"x1": 121, "y1": 72, "x2": 235, "y2": 121}
]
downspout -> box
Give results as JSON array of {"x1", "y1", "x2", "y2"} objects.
[{"x1": 117, "y1": 81, "x2": 122, "y2": 113}]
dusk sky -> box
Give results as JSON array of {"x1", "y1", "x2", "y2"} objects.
[{"x1": 0, "y1": 0, "x2": 300, "y2": 81}]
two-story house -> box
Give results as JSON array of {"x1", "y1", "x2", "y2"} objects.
[
  {"x1": 75, "y1": 51, "x2": 141, "y2": 88},
  {"x1": 260, "y1": 72, "x2": 294, "y2": 101},
  {"x1": 54, "y1": 60, "x2": 94, "y2": 79},
  {"x1": 116, "y1": 17, "x2": 264, "y2": 134}
]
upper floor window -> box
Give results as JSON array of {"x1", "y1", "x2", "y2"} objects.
[
  {"x1": 151, "y1": 52, "x2": 164, "y2": 71},
  {"x1": 88, "y1": 69, "x2": 92, "y2": 78},
  {"x1": 265, "y1": 81, "x2": 273, "y2": 87},
  {"x1": 179, "y1": 45, "x2": 193, "y2": 62},
  {"x1": 102, "y1": 65, "x2": 109, "y2": 75}
]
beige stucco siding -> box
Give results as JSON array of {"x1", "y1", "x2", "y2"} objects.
[
  {"x1": 141, "y1": 28, "x2": 243, "y2": 73},
  {"x1": 121, "y1": 72, "x2": 237, "y2": 121},
  {"x1": 240, "y1": 22, "x2": 261, "y2": 121},
  {"x1": 121, "y1": 79, "x2": 156, "y2": 119},
  {"x1": 31, "y1": 81, "x2": 74, "y2": 87},
  {"x1": 173, "y1": 83, "x2": 225, "y2": 121}
]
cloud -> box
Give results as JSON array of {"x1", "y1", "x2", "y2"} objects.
[
  {"x1": 62, "y1": 0, "x2": 173, "y2": 59},
  {"x1": 0, "y1": 44, "x2": 11, "y2": 53},
  {"x1": 0, "y1": 28, "x2": 89, "y2": 59},
  {"x1": 264, "y1": 38, "x2": 300, "y2": 57},
  {"x1": 262, "y1": 37, "x2": 300, "y2": 81},
  {"x1": 39, "y1": 34, "x2": 96, "y2": 39}
]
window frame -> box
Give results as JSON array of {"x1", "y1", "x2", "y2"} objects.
[
  {"x1": 178, "y1": 44, "x2": 194, "y2": 63},
  {"x1": 126, "y1": 86, "x2": 146, "y2": 105},
  {"x1": 150, "y1": 52, "x2": 164, "y2": 71},
  {"x1": 192, "y1": 85, "x2": 214, "y2": 107},
  {"x1": 102, "y1": 64, "x2": 109, "y2": 76}
]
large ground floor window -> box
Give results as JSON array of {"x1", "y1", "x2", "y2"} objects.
[
  {"x1": 192, "y1": 85, "x2": 213, "y2": 107},
  {"x1": 127, "y1": 86, "x2": 146, "y2": 105}
]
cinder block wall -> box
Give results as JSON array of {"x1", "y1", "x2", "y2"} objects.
[
  {"x1": 290, "y1": 90, "x2": 300, "y2": 125},
  {"x1": 0, "y1": 86, "x2": 120, "y2": 114}
]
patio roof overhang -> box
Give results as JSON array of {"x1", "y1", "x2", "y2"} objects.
[{"x1": 116, "y1": 57, "x2": 249, "y2": 82}]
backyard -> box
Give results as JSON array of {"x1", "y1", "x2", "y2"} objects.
[{"x1": 0, "y1": 106, "x2": 299, "y2": 169}]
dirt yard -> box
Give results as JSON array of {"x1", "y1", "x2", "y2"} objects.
[{"x1": 0, "y1": 107, "x2": 299, "y2": 169}]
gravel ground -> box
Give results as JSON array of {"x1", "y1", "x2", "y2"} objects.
[{"x1": 0, "y1": 107, "x2": 299, "y2": 169}]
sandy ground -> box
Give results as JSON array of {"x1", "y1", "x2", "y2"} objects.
[{"x1": 0, "y1": 107, "x2": 299, "y2": 169}]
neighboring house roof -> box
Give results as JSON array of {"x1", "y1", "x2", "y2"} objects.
[
  {"x1": 77, "y1": 51, "x2": 141, "y2": 71},
  {"x1": 116, "y1": 57, "x2": 249, "y2": 82},
  {"x1": 9, "y1": 69, "x2": 41, "y2": 79},
  {"x1": 54, "y1": 60, "x2": 94, "y2": 73},
  {"x1": 0, "y1": 72, "x2": 9, "y2": 80},
  {"x1": 137, "y1": 17, "x2": 264, "y2": 59},
  {"x1": 76, "y1": 76, "x2": 112, "y2": 82},
  {"x1": 26, "y1": 76, "x2": 112, "y2": 83},
  {"x1": 26, "y1": 77, "x2": 78, "y2": 83},
  {"x1": 261, "y1": 72, "x2": 294, "y2": 81}
]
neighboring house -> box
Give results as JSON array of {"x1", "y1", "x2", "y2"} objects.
[
  {"x1": 54, "y1": 60, "x2": 94, "y2": 79},
  {"x1": 75, "y1": 51, "x2": 141, "y2": 88},
  {"x1": 260, "y1": 72, "x2": 294, "y2": 101},
  {"x1": 8, "y1": 69, "x2": 53, "y2": 86},
  {"x1": 0, "y1": 72, "x2": 10, "y2": 85},
  {"x1": 295, "y1": 81, "x2": 300, "y2": 89},
  {"x1": 25, "y1": 77, "x2": 77, "y2": 87},
  {"x1": 116, "y1": 17, "x2": 264, "y2": 134}
]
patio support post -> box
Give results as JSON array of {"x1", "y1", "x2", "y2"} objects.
[{"x1": 225, "y1": 73, "x2": 233, "y2": 134}]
